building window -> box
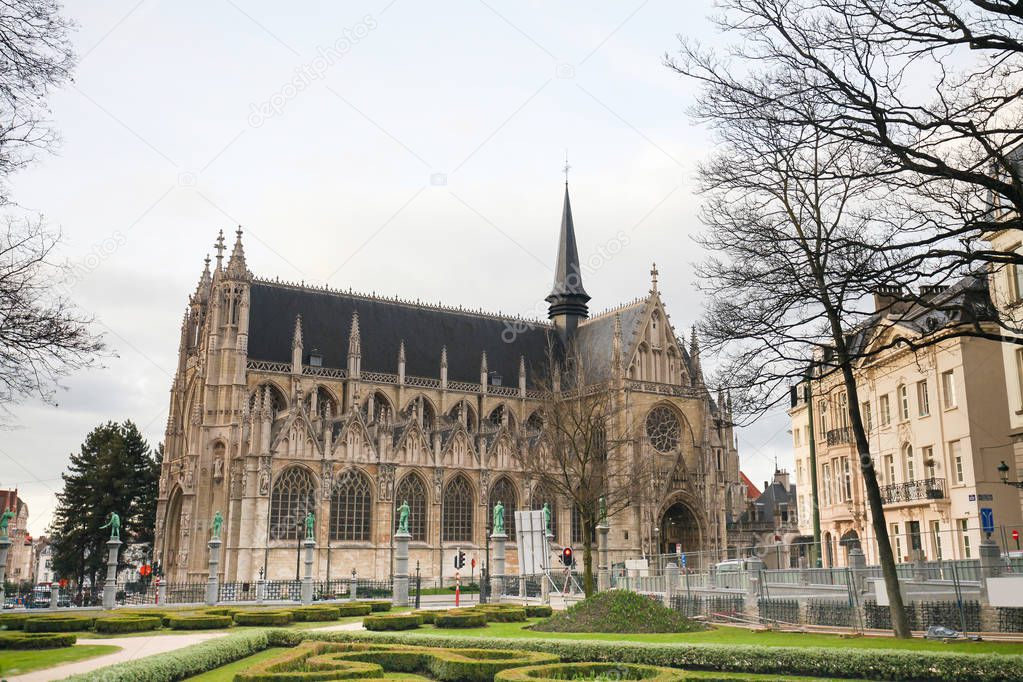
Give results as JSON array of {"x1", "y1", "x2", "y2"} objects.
[
  {"x1": 950, "y1": 440, "x2": 963, "y2": 484},
  {"x1": 442, "y1": 475, "x2": 474, "y2": 542},
  {"x1": 838, "y1": 392, "x2": 848, "y2": 428},
  {"x1": 1014, "y1": 260, "x2": 1023, "y2": 302},
  {"x1": 930, "y1": 520, "x2": 943, "y2": 560},
  {"x1": 269, "y1": 467, "x2": 317, "y2": 541},
  {"x1": 885, "y1": 454, "x2": 895, "y2": 485},
  {"x1": 916, "y1": 380, "x2": 929, "y2": 417},
  {"x1": 395, "y1": 473, "x2": 428, "y2": 542},
  {"x1": 842, "y1": 457, "x2": 852, "y2": 501},
  {"x1": 488, "y1": 477, "x2": 518, "y2": 539},
  {"x1": 861, "y1": 401, "x2": 872, "y2": 433},
  {"x1": 891, "y1": 523, "x2": 902, "y2": 562},
  {"x1": 645, "y1": 406, "x2": 682, "y2": 453},
  {"x1": 822, "y1": 463, "x2": 832, "y2": 506},
  {"x1": 793, "y1": 428, "x2": 801, "y2": 447},
  {"x1": 922, "y1": 445, "x2": 935, "y2": 478},
  {"x1": 941, "y1": 370, "x2": 957, "y2": 409},
  {"x1": 898, "y1": 385, "x2": 910, "y2": 421},
  {"x1": 329, "y1": 469, "x2": 372, "y2": 542},
  {"x1": 571, "y1": 504, "x2": 595, "y2": 545},
  {"x1": 819, "y1": 401, "x2": 828, "y2": 437},
  {"x1": 959, "y1": 518, "x2": 971, "y2": 558},
  {"x1": 880, "y1": 394, "x2": 891, "y2": 426},
  {"x1": 904, "y1": 444, "x2": 915, "y2": 482}
]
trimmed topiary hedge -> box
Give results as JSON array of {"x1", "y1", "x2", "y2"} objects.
[
  {"x1": 94, "y1": 615, "x2": 162, "y2": 634},
  {"x1": 413, "y1": 610, "x2": 437, "y2": 624},
  {"x1": 290, "y1": 605, "x2": 341, "y2": 622},
  {"x1": 23, "y1": 615, "x2": 95, "y2": 632},
  {"x1": 496, "y1": 662, "x2": 688, "y2": 682},
  {"x1": 0, "y1": 631, "x2": 76, "y2": 649},
  {"x1": 524, "y1": 605, "x2": 553, "y2": 618},
  {"x1": 337, "y1": 603, "x2": 373, "y2": 617},
  {"x1": 165, "y1": 613, "x2": 233, "y2": 630},
  {"x1": 292, "y1": 631, "x2": 1023, "y2": 682},
  {"x1": 0, "y1": 613, "x2": 29, "y2": 630},
  {"x1": 358, "y1": 600, "x2": 393, "y2": 612},
  {"x1": 233, "y1": 610, "x2": 293, "y2": 626},
  {"x1": 534, "y1": 591, "x2": 705, "y2": 634},
  {"x1": 364, "y1": 613, "x2": 423, "y2": 631},
  {"x1": 433, "y1": 610, "x2": 488, "y2": 629},
  {"x1": 474, "y1": 606, "x2": 527, "y2": 622}
]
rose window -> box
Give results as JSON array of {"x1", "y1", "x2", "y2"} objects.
[{"x1": 645, "y1": 406, "x2": 681, "y2": 453}]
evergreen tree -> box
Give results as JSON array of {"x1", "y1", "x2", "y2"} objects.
[{"x1": 49, "y1": 421, "x2": 159, "y2": 595}]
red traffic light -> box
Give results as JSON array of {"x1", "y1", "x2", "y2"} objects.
[
  {"x1": 58, "y1": 578, "x2": 67, "y2": 588},
  {"x1": 1014, "y1": 529, "x2": 1019, "y2": 541},
  {"x1": 562, "y1": 547, "x2": 574, "y2": 566},
  {"x1": 139, "y1": 564, "x2": 152, "y2": 577}
]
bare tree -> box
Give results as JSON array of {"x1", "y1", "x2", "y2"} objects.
[
  {"x1": 0, "y1": 217, "x2": 104, "y2": 412},
  {"x1": 518, "y1": 342, "x2": 648, "y2": 597}
]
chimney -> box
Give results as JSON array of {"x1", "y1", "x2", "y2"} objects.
[
  {"x1": 872, "y1": 285, "x2": 905, "y2": 313},
  {"x1": 920, "y1": 284, "x2": 949, "y2": 300}
]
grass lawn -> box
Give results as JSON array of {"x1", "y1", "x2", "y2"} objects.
[
  {"x1": 74, "y1": 613, "x2": 369, "y2": 638},
  {"x1": 408, "y1": 618, "x2": 1023, "y2": 655},
  {"x1": 0, "y1": 644, "x2": 120, "y2": 676}
]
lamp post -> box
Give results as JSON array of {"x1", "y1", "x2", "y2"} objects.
[{"x1": 998, "y1": 461, "x2": 1023, "y2": 489}]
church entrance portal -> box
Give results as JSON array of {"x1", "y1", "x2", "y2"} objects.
[{"x1": 660, "y1": 501, "x2": 702, "y2": 567}]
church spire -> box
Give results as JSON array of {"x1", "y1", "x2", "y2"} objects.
[
  {"x1": 347, "y1": 312, "x2": 361, "y2": 379},
  {"x1": 611, "y1": 312, "x2": 623, "y2": 374},
  {"x1": 291, "y1": 314, "x2": 303, "y2": 373},
  {"x1": 689, "y1": 325, "x2": 704, "y2": 387},
  {"x1": 214, "y1": 230, "x2": 225, "y2": 271},
  {"x1": 225, "y1": 226, "x2": 248, "y2": 278},
  {"x1": 545, "y1": 182, "x2": 590, "y2": 342}
]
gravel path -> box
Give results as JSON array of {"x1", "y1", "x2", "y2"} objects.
[{"x1": 9, "y1": 632, "x2": 229, "y2": 681}]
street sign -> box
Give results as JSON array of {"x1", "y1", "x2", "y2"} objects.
[
  {"x1": 680, "y1": 553, "x2": 686, "y2": 568},
  {"x1": 981, "y1": 507, "x2": 995, "y2": 536}
]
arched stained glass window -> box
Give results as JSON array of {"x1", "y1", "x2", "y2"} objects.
[
  {"x1": 442, "y1": 475, "x2": 474, "y2": 542},
  {"x1": 330, "y1": 469, "x2": 372, "y2": 541},
  {"x1": 269, "y1": 467, "x2": 316, "y2": 540},
  {"x1": 394, "y1": 473, "x2": 428, "y2": 542}
]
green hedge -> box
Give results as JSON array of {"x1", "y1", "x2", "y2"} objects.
[
  {"x1": 290, "y1": 605, "x2": 341, "y2": 622},
  {"x1": 336, "y1": 603, "x2": 373, "y2": 617},
  {"x1": 23, "y1": 615, "x2": 94, "y2": 632},
  {"x1": 524, "y1": 605, "x2": 553, "y2": 618},
  {"x1": 433, "y1": 611, "x2": 488, "y2": 629},
  {"x1": 497, "y1": 662, "x2": 688, "y2": 682},
  {"x1": 94, "y1": 615, "x2": 162, "y2": 634},
  {"x1": 0, "y1": 631, "x2": 76, "y2": 649},
  {"x1": 0, "y1": 613, "x2": 29, "y2": 630},
  {"x1": 233, "y1": 610, "x2": 293, "y2": 626},
  {"x1": 474, "y1": 606, "x2": 527, "y2": 622},
  {"x1": 63, "y1": 630, "x2": 271, "y2": 682},
  {"x1": 165, "y1": 613, "x2": 233, "y2": 630},
  {"x1": 413, "y1": 610, "x2": 437, "y2": 624},
  {"x1": 284, "y1": 631, "x2": 1023, "y2": 682},
  {"x1": 357, "y1": 600, "x2": 393, "y2": 612},
  {"x1": 364, "y1": 614, "x2": 423, "y2": 631}
]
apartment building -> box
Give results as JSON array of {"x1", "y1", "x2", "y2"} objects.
[{"x1": 790, "y1": 277, "x2": 1021, "y2": 567}]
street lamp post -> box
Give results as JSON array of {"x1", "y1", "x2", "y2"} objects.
[{"x1": 998, "y1": 461, "x2": 1023, "y2": 489}]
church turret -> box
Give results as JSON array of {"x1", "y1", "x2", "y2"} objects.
[
  {"x1": 518, "y1": 355, "x2": 526, "y2": 397},
  {"x1": 480, "y1": 351, "x2": 488, "y2": 392},
  {"x1": 225, "y1": 226, "x2": 248, "y2": 279},
  {"x1": 611, "y1": 312, "x2": 623, "y2": 377},
  {"x1": 347, "y1": 312, "x2": 361, "y2": 379},
  {"x1": 440, "y1": 346, "x2": 448, "y2": 389},
  {"x1": 398, "y1": 340, "x2": 406, "y2": 386},
  {"x1": 689, "y1": 326, "x2": 704, "y2": 388},
  {"x1": 291, "y1": 314, "x2": 303, "y2": 374},
  {"x1": 545, "y1": 183, "x2": 590, "y2": 343}
]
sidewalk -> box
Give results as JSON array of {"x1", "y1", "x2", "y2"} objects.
[{"x1": 9, "y1": 631, "x2": 228, "y2": 682}]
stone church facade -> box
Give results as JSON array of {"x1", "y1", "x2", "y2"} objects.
[{"x1": 155, "y1": 186, "x2": 743, "y2": 582}]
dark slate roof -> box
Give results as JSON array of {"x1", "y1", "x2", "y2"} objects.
[{"x1": 247, "y1": 281, "x2": 555, "y2": 387}]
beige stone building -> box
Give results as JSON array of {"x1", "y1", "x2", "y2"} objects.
[
  {"x1": 790, "y1": 278, "x2": 1021, "y2": 568},
  {"x1": 154, "y1": 186, "x2": 743, "y2": 583},
  {"x1": 0, "y1": 490, "x2": 32, "y2": 584}
]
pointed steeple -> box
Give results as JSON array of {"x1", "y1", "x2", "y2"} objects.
[
  {"x1": 611, "y1": 312, "x2": 623, "y2": 374},
  {"x1": 546, "y1": 183, "x2": 590, "y2": 341},
  {"x1": 292, "y1": 314, "x2": 304, "y2": 350},
  {"x1": 440, "y1": 346, "x2": 448, "y2": 389},
  {"x1": 519, "y1": 355, "x2": 527, "y2": 397},
  {"x1": 347, "y1": 312, "x2": 361, "y2": 379},
  {"x1": 214, "y1": 230, "x2": 225, "y2": 271},
  {"x1": 689, "y1": 326, "x2": 704, "y2": 387},
  {"x1": 225, "y1": 226, "x2": 248, "y2": 278},
  {"x1": 480, "y1": 351, "x2": 489, "y2": 390},
  {"x1": 291, "y1": 314, "x2": 303, "y2": 373},
  {"x1": 194, "y1": 254, "x2": 212, "y2": 302},
  {"x1": 398, "y1": 340, "x2": 406, "y2": 386}
]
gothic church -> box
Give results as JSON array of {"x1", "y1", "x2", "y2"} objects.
[{"x1": 155, "y1": 185, "x2": 743, "y2": 582}]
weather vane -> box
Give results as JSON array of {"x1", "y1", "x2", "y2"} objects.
[{"x1": 563, "y1": 149, "x2": 571, "y2": 184}]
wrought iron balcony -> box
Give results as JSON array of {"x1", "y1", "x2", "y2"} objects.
[
  {"x1": 826, "y1": 427, "x2": 853, "y2": 446},
  {"x1": 880, "y1": 477, "x2": 946, "y2": 504}
]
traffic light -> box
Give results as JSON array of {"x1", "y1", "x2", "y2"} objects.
[
  {"x1": 561, "y1": 546, "x2": 574, "y2": 567},
  {"x1": 454, "y1": 551, "x2": 466, "y2": 569}
]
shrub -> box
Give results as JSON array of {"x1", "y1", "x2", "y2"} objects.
[
  {"x1": 94, "y1": 615, "x2": 162, "y2": 634},
  {"x1": 337, "y1": 603, "x2": 373, "y2": 617},
  {"x1": 233, "y1": 610, "x2": 293, "y2": 626},
  {"x1": 413, "y1": 610, "x2": 437, "y2": 624},
  {"x1": 0, "y1": 613, "x2": 29, "y2": 630},
  {"x1": 23, "y1": 615, "x2": 94, "y2": 632},
  {"x1": 433, "y1": 611, "x2": 487, "y2": 629},
  {"x1": 474, "y1": 606, "x2": 526, "y2": 622},
  {"x1": 290, "y1": 605, "x2": 341, "y2": 622},
  {"x1": 0, "y1": 631, "x2": 76, "y2": 649},
  {"x1": 165, "y1": 613, "x2": 233, "y2": 630},
  {"x1": 358, "y1": 600, "x2": 392, "y2": 612},
  {"x1": 525, "y1": 605, "x2": 553, "y2": 618},
  {"x1": 497, "y1": 662, "x2": 688, "y2": 682},
  {"x1": 63, "y1": 629, "x2": 270, "y2": 682},
  {"x1": 532, "y1": 590, "x2": 705, "y2": 634},
  {"x1": 290, "y1": 631, "x2": 1023, "y2": 682},
  {"x1": 364, "y1": 614, "x2": 423, "y2": 631},
  {"x1": 116, "y1": 608, "x2": 169, "y2": 621}
]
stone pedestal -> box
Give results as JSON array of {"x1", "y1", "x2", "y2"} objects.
[
  {"x1": 0, "y1": 537, "x2": 11, "y2": 606},
  {"x1": 490, "y1": 533, "x2": 507, "y2": 604},
  {"x1": 51, "y1": 583, "x2": 60, "y2": 608},
  {"x1": 206, "y1": 538, "x2": 222, "y2": 606},
  {"x1": 301, "y1": 539, "x2": 315, "y2": 605},
  {"x1": 979, "y1": 538, "x2": 1002, "y2": 595},
  {"x1": 744, "y1": 555, "x2": 765, "y2": 600},
  {"x1": 102, "y1": 538, "x2": 121, "y2": 609},
  {"x1": 847, "y1": 548, "x2": 867, "y2": 592},
  {"x1": 157, "y1": 580, "x2": 167, "y2": 606},
  {"x1": 663, "y1": 562, "x2": 679, "y2": 607},
  {"x1": 350, "y1": 574, "x2": 358, "y2": 601},
  {"x1": 256, "y1": 578, "x2": 265, "y2": 604},
  {"x1": 596, "y1": 524, "x2": 610, "y2": 592},
  {"x1": 392, "y1": 531, "x2": 411, "y2": 607}
]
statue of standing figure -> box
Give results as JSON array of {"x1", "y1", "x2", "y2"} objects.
[
  {"x1": 100, "y1": 511, "x2": 121, "y2": 540},
  {"x1": 493, "y1": 500, "x2": 505, "y2": 535},
  {"x1": 397, "y1": 499, "x2": 410, "y2": 534},
  {"x1": 542, "y1": 502, "x2": 552, "y2": 536},
  {"x1": 211, "y1": 511, "x2": 223, "y2": 540},
  {"x1": 599, "y1": 495, "x2": 607, "y2": 524},
  {"x1": 0, "y1": 508, "x2": 14, "y2": 539},
  {"x1": 304, "y1": 511, "x2": 315, "y2": 541}
]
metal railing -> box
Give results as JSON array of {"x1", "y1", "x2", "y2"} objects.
[
  {"x1": 218, "y1": 581, "x2": 257, "y2": 602},
  {"x1": 880, "y1": 477, "x2": 946, "y2": 504},
  {"x1": 826, "y1": 427, "x2": 853, "y2": 445}
]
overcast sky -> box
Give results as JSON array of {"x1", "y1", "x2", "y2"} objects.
[{"x1": 5, "y1": 0, "x2": 794, "y2": 535}]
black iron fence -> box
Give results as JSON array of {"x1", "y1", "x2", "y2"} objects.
[
  {"x1": 218, "y1": 581, "x2": 256, "y2": 602},
  {"x1": 164, "y1": 582, "x2": 205, "y2": 605},
  {"x1": 879, "y1": 477, "x2": 947, "y2": 504},
  {"x1": 264, "y1": 580, "x2": 301, "y2": 601}
]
